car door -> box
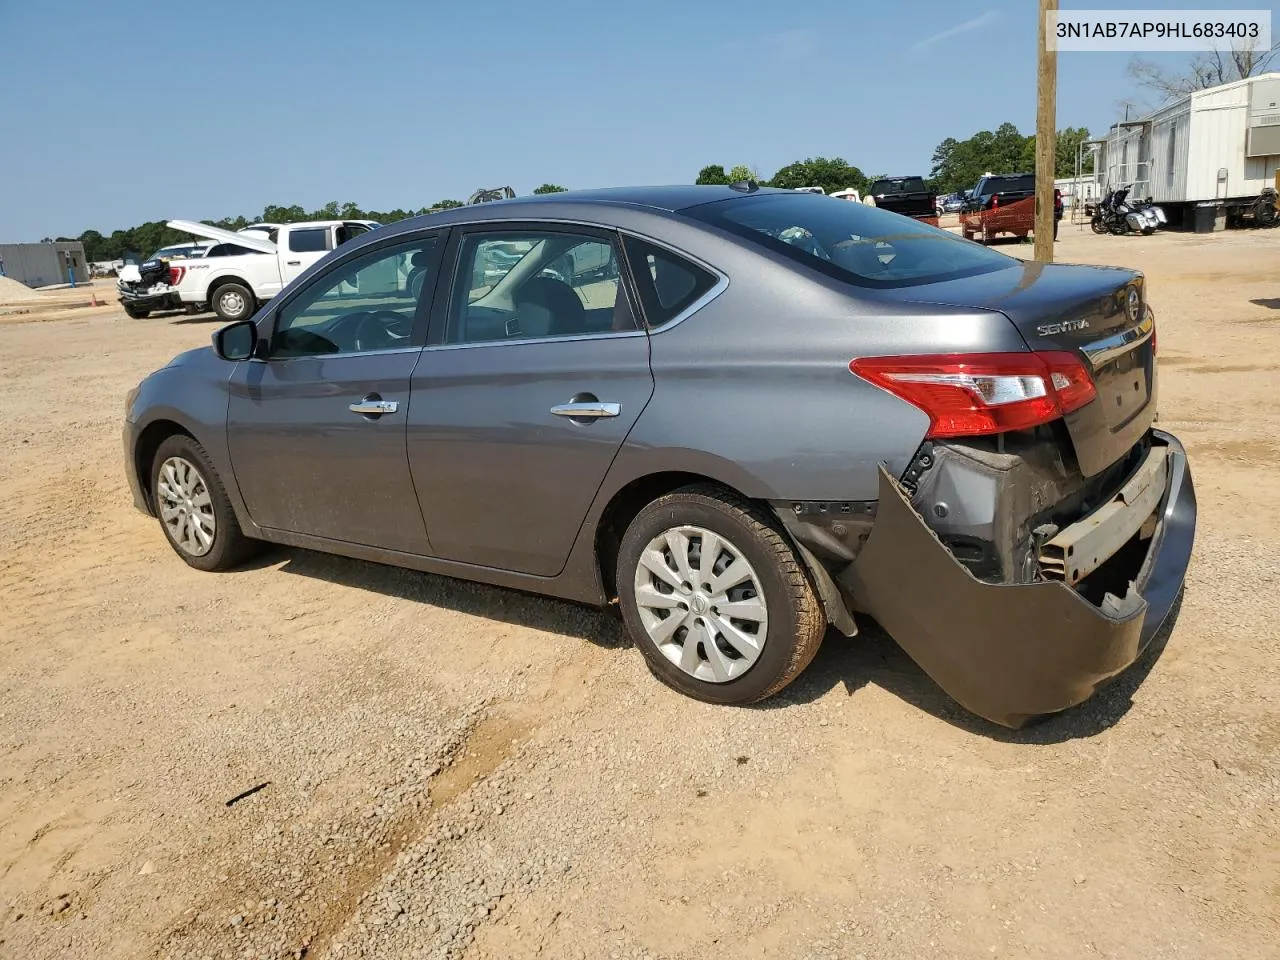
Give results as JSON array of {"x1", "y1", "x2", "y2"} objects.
[
  {"x1": 226, "y1": 232, "x2": 444, "y2": 553},
  {"x1": 408, "y1": 224, "x2": 653, "y2": 577},
  {"x1": 280, "y1": 225, "x2": 334, "y2": 286}
]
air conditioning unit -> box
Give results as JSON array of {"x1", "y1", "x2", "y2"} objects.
[{"x1": 1247, "y1": 78, "x2": 1280, "y2": 158}]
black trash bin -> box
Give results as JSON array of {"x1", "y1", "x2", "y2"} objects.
[{"x1": 1193, "y1": 203, "x2": 1218, "y2": 233}]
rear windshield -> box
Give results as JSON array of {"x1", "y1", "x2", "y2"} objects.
[
  {"x1": 979, "y1": 174, "x2": 1034, "y2": 194},
  {"x1": 870, "y1": 177, "x2": 926, "y2": 194},
  {"x1": 686, "y1": 192, "x2": 1013, "y2": 288}
]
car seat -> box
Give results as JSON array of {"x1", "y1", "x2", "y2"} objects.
[{"x1": 513, "y1": 276, "x2": 585, "y2": 337}]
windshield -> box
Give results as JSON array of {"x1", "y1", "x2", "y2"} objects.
[
  {"x1": 871, "y1": 177, "x2": 926, "y2": 194},
  {"x1": 149, "y1": 245, "x2": 199, "y2": 260},
  {"x1": 687, "y1": 192, "x2": 1014, "y2": 287}
]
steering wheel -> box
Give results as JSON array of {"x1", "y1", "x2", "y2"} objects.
[{"x1": 351, "y1": 310, "x2": 411, "y2": 352}]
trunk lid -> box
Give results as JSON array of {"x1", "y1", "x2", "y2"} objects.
[{"x1": 897, "y1": 261, "x2": 1155, "y2": 477}]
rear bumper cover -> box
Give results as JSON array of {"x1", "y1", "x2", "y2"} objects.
[{"x1": 838, "y1": 429, "x2": 1195, "y2": 729}]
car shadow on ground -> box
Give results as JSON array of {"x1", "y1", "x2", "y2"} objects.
[
  {"x1": 265, "y1": 544, "x2": 1179, "y2": 744},
  {"x1": 169, "y1": 312, "x2": 220, "y2": 325},
  {"x1": 1249, "y1": 298, "x2": 1280, "y2": 310},
  {"x1": 270, "y1": 546, "x2": 629, "y2": 647}
]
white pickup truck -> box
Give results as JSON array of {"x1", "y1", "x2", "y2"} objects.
[{"x1": 164, "y1": 219, "x2": 380, "y2": 321}]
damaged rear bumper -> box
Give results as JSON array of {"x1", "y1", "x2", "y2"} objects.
[{"x1": 838, "y1": 429, "x2": 1196, "y2": 729}]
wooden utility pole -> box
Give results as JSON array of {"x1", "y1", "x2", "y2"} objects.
[{"x1": 1035, "y1": 0, "x2": 1058, "y2": 263}]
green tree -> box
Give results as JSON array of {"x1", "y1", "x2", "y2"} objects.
[
  {"x1": 727, "y1": 164, "x2": 760, "y2": 183},
  {"x1": 930, "y1": 124, "x2": 1091, "y2": 194},
  {"x1": 695, "y1": 164, "x2": 730, "y2": 185},
  {"x1": 78, "y1": 229, "x2": 105, "y2": 261},
  {"x1": 532, "y1": 183, "x2": 567, "y2": 194},
  {"x1": 767, "y1": 157, "x2": 867, "y2": 195},
  {"x1": 431, "y1": 199, "x2": 464, "y2": 210}
]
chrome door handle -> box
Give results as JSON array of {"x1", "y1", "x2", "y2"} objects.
[
  {"x1": 349, "y1": 399, "x2": 398, "y2": 415},
  {"x1": 550, "y1": 401, "x2": 620, "y2": 419}
]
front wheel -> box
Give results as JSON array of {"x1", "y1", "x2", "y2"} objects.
[
  {"x1": 123, "y1": 303, "x2": 150, "y2": 319},
  {"x1": 617, "y1": 485, "x2": 825, "y2": 704},
  {"x1": 1091, "y1": 215, "x2": 1106, "y2": 234},
  {"x1": 151, "y1": 434, "x2": 259, "y2": 571},
  {"x1": 212, "y1": 282, "x2": 255, "y2": 322}
]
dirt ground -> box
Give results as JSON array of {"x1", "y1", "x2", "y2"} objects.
[{"x1": 1, "y1": 226, "x2": 1277, "y2": 960}]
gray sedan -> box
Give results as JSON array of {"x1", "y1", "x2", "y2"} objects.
[{"x1": 123, "y1": 186, "x2": 1196, "y2": 728}]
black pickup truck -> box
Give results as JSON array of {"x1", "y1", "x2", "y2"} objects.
[
  {"x1": 866, "y1": 176, "x2": 937, "y2": 220},
  {"x1": 960, "y1": 172, "x2": 1062, "y2": 243}
]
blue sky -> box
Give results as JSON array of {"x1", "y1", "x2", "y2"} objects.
[{"x1": 1, "y1": 0, "x2": 1276, "y2": 239}]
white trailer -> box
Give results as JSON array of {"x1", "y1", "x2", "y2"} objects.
[{"x1": 1098, "y1": 72, "x2": 1280, "y2": 230}]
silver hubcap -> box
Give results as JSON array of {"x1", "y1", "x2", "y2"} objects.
[
  {"x1": 157, "y1": 456, "x2": 216, "y2": 557},
  {"x1": 220, "y1": 291, "x2": 245, "y2": 316},
  {"x1": 632, "y1": 525, "x2": 768, "y2": 683}
]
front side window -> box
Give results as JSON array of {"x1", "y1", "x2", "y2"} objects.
[
  {"x1": 686, "y1": 192, "x2": 1014, "y2": 288},
  {"x1": 288, "y1": 228, "x2": 331, "y2": 253},
  {"x1": 448, "y1": 230, "x2": 636, "y2": 344},
  {"x1": 336, "y1": 222, "x2": 373, "y2": 246},
  {"x1": 270, "y1": 237, "x2": 439, "y2": 358}
]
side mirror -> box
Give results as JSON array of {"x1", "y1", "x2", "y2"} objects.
[{"x1": 212, "y1": 319, "x2": 258, "y2": 361}]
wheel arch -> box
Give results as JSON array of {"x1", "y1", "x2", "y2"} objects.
[
  {"x1": 591, "y1": 466, "x2": 859, "y2": 638},
  {"x1": 133, "y1": 418, "x2": 197, "y2": 512}
]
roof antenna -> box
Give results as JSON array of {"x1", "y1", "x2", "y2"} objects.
[{"x1": 729, "y1": 179, "x2": 759, "y2": 193}]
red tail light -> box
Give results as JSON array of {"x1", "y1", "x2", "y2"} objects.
[
  {"x1": 850, "y1": 352, "x2": 1097, "y2": 438},
  {"x1": 991, "y1": 194, "x2": 999, "y2": 209},
  {"x1": 168, "y1": 265, "x2": 186, "y2": 287}
]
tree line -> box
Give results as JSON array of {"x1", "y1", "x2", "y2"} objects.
[
  {"x1": 65, "y1": 124, "x2": 1094, "y2": 263},
  {"x1": 69, "y1": 186, "x2": 569, "y2": 262}
]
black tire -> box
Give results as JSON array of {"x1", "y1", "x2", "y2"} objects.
[
  {"x1": 616, "y1": 485, "x2": 825, "y2": 705},
  {"x1": 211, "y1": 281, "x2": 255, "y2": 322},
  {"x1": 123, "y1": 303, "x2": 150, "y2": 319},
  {"x1": 1091, "y1": 215, "x2": 1106, "y2": 235},
  {"x1": 150, "y1": 434, "x2": 259, "y2": 572}
]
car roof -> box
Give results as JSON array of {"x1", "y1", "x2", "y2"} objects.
[
  {"x1": 512, "y1": 184, "x2": 791, "y2": 211},
  {"x1": 374, "y1": 185, "x2": 795, "y2": 238}
]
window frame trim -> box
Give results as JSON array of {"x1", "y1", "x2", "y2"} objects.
[
  {"x1": 259, "y1": 228, "x2": 449, "y2": 362},
  {"x1": 427, "y1": 221, "x2": 649, "y2": 350}
]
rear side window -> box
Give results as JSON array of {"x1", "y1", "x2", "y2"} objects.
[
  {"x1": 288, "y1": 228, "x2": 330, "y2": 253},
  {"x1": 622, "y1": 237, "x2": 718, "y2": 328},
  {"x1": 686, "y1": 192, "x2": 1012, "y2": 288}
]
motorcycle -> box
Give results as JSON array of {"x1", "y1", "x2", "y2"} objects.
[{"x1": 1091, "y1": 186, "x2": 1164, "y2": 236}]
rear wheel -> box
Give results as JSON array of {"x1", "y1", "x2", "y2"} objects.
[
  {"x1": 617, "y1": 485, "x2": 824, "y2": 704},
  {"x1": 212, "y1": 282, "x2": 255, "y2": 322},
  {"x1": 151, "y1": 434, "x2": 258, "y2": 571}
]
